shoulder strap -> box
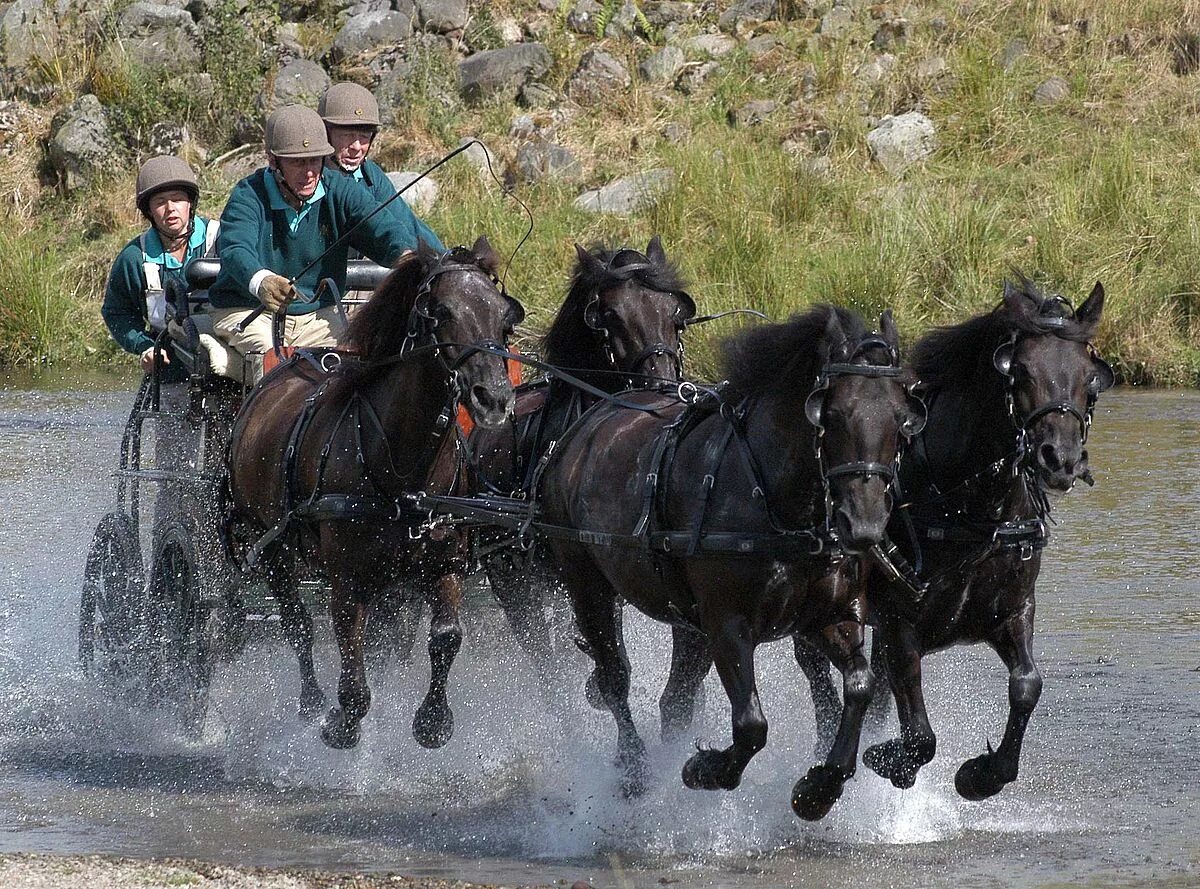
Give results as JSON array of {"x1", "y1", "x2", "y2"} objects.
[{"x1": 139, "y1": 231, "x2": 162, "y2": 291}]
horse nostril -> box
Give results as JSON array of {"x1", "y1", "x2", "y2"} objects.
[
  {"x1": 471, "y1": 383, "x2": 497, "y2": 410},
  {"x1": 1039, "y1": 443, "x2": 1060, "y2": 471}
]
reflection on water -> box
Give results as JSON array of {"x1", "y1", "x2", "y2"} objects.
[{"x1": 0, "y1": 377, "x2": 1197, "y2": 888}]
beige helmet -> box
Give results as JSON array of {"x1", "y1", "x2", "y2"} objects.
[
  {"x1": 318, "y1": 82, "x2": 381, "y2": 128},
  {"x1": 135, "y1": 155, "x2": 199, "y2": 214},
  {"x1": 264, "y1": 105, "x2": 334, "y2": 158}
]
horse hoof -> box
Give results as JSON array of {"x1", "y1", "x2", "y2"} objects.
[
  {"x1": 791, "y1": 764, "x2": 849, "y2": 821},
  {"x1": 299, "y1": 686, "x2": 327, "y2": 722},
  {"x1": 584, "y1": 671, "x2": 605, "y2": 711},
  {"x1": 955, "y1": 754, "x2": 1006, "y2": 801},
  {"x1": 682, "y1": 749, "x2": 740, "y2": 791},
  {"x1": 863, "y1": 739, "x2": 918, "y2": 790},
  {"x1": 413, "y1": 700, "x2": 454, "y2": 749},
  {"x1": 320, "y1": 709, "x2": 360, "y2": 750}
]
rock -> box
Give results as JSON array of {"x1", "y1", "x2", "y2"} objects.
[
  {"x1": 513, "y1": 140, "x2": 581, "y2": 184},
  {"x1": 819, "y1": 5, "x2": 852, "y2": 36},
  {"x1": 662, "y1": 121, "x2": 688, "y2": 143},
  {"x1": 638, "y1": 45, "x2": 685, "y2": 83},
  {"x1": 259, "y1": 59, "x2": 330, "y2": 115},
  {"x1": 496, "y1": 16, "x2": 523, "y2": 44},
  {"x1": 684, "y1": 33, "x2": 737, "y2": 57},
  {"x1": 1000, "y1": 38, "x2": 1027, "y2": 71},
  {"x1": 566, "y1": 48, "x2": 630, "y2": 104},
  {"x1": 800, "y1": 155, "x2": 832, "y2": 177},
  {"x1": 0, "y1": 0, "x2": 59, "y2": 68},
  {"x1": 717, "y1": 0, "x2": 776, "y2": 33},
  {"x1": 48, "y1": 95, "x2": 122, "y2": 191},
  {"x1": 728, "y1": 98, "x2": 776, "y2": 127},
  {"x1": 642, "y1": 1, "x2": 694, "y2": 26},
  {"x1": 118, "y1": 3, "x2": 201, "y2": 71},
  {"x1": 340, "y1": 0, "x2": 395, "y2": 17},
  {"x1": 148, "y1": 121, "x2": 188, "y2": 155},
  {"x1": 1172, "y1": 31, "x2": 1200, "y2": 75},
  {"x1": 331, "y1": 10, "x2": 414, "y2": 61},
  {"x1": 675, "y1": 60, "x2": 720, "y2": 94},
  {"x1": 0, "y1": 98, "x2": 39, "y2": 156},
  {"x1": 866, "y1": 111, "x2": 936, "y2": 174},
  {"x1": 567, "y1": 0, "x2": 603, "y2": 35},
  {"x1": 746, "y1": 34, "x2": 778, "y2": 57},
  {"x1": 537, "y1": 0, "x2": 558, "y2": 9},
  {"x1": 218, "y1": 147, "x2": 267, "y2": 182},
  {"x1": 1033, "y1": 75, "x2": 1070, "y2": 105},
  {"x1": 459, "y1": 42, "x2": 552, "y2": 104},
  {"x1": 916, "y1": 55, "x2": 947, "y2": 79},
  {"x1": 518, "y1": 81, "x2": 558, "y2": 107},
  {"x1": 456, "y1": 136, "x2": 497, "y2": 181},
  {"x1": 872, "y1": 17, "x2": 908, "y2": 49},
  {"x1": 574, "y1": 168, "x2": 674, "y2": 214},
  {"x1": 929, "y1": 15, "x2": 947, "y2": 32},
  {"x1": 387, "y1": 171, "x2": 439, "y2": 213},
  {"x1": 855, "y1": 53, "x2": 895, "y2": 84},
  {"x1": 416, "y1": 0, "x2": 467, "y2": 33}
]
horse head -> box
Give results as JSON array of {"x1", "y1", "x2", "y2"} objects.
[
  {"x1": 807, "y1": 309, "x2": 925, "y2": 554},
  {"x1": 548, "y1": 236, "x2": 695, "y2": 387},
  {"x1": 995, "y1": 277, "x2": 1113, "y2": 493}
]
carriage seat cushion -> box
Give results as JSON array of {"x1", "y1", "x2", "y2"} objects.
[{"x1": 169, "y1": 312, "x2": 245, "y2": 382}]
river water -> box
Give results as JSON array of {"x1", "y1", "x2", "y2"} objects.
[{"x1": 0, "y1": 370, "x2": 1197, "y2": 889}]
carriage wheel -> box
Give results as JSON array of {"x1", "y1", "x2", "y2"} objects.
[
  {"x1": 148, "y1": 522, "x2": 216, "y2": 734},
  {"x1": 79, "y1": 512, "x2": 147, "y2": 691}
]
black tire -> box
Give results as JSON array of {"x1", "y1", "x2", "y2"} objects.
[
  {"x1": 148, "y1": 522, "x2": 215, "y2": 734},
  {"x1": 79, "y1": 512, "x2": 147, "y2": 692}
]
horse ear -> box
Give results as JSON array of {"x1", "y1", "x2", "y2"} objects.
[
  {"x1": 471, "y1": 235, "x2": 502, "y2": 277},
  {"x1": 1002, "y1": 278, "x2": 1037, "y2": 320},
  {"x1": 416, "y1": 238, "x2": 440, "y2": 267},
  {"x1": 820, "y1": 309, "x2": 846, "y2": 363},
  {"x1": 1075, "y1": 281, "x2": 1105, "y2": 336},
  {"x1": 574, "y1": 243, "x2": 604, "y2": 277},
  {"x1": 880, "y1": 309, "x2": 900, "y2": 356},
  {"x1": 646, "y1": 234, "x2": 666, "y2": 265}
]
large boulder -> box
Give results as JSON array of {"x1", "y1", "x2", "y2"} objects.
[
  {"x1": 566, "y1": 48, "x2": 630, "y2": 104},
  {"x1": 0, "y1": 0, "x2": 59, "y2": 68},
  {"x1": 416, "y1": 0, "x2": 467, "y2": 33},
  {"x1": 718, "y1": 0, "x2": 776, "y2": 33},
  {"x1": 48, "y1": 94, "x2": 123, "y2": 191},
  {"x1": 512, "y1": 140, "x2": 581, "y2": 184},
  {"x1": 117, "y1": 2, "x2": 201, "y2": 71},
  {"x1": 262, "y1": 59, "x2": 330, "y2": 110},
  {"x1": 574, "y1": 168, "x2": 674, "y2": 215},
  {"x1": 330, "y1": 9, "x2": 414, "y2": 62},
  {"x1": 458, "y1": 43, "x2": 552, "y2": 104},
  {"x1": 638, "y1": 45, "x2": 685, "y2": 83},
  {"x1": 866, "y1": 111, "x2": 936, "y2": 174}
]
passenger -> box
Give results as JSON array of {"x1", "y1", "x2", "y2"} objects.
[
  {"x1": 318, "y1": 81, "x2": 443, "y2": 250},
  {"x1": 207, "y1": 104, "x2": 443, "y2": 384},
  {"x1": 101, "y1": 155, "x2": 219, "y2": 381}
]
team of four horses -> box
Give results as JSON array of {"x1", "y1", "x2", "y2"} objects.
[{"x1": 190, "y1": 234, "x2": 1113, "y2": 821}]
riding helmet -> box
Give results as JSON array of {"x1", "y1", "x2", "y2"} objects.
[
  {"x1": 318, "y1": 82, "x2": 381, "y2": 129},
  {"x1": 135, "y1": 155, "x2": 199, "y2": 215},
  {"x1": 264, "y1": 105, "x2": 334, "y2": 159}
]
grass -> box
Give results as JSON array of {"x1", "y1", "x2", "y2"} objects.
[{"x1": 5, "y1": 0, "x2": 1200, "y2": 384}]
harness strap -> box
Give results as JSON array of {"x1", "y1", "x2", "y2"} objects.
[{"x1": 687, "y1": 422, "x2": 735, "y2": 556}]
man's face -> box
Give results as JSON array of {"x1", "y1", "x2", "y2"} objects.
[
  {"x1": 147, "y1": 189, "x2": 192, "y2": 241},
  {"x1": 274, "y1": 155, "x2": 325, "y2": 200},
  {"x1": 327, "y1": 125, "x2": 375, "y2": 173}
]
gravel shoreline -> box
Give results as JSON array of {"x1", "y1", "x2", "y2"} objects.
[{"x1": 0, "y1": 853, "x2": 557, "y2": 889}]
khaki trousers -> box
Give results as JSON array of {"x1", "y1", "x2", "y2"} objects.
[{"x1": 209, "y1": 304, "x2": 348, "y2": 384}]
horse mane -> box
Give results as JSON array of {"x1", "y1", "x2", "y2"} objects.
[
  {"x1": 540, "y1": 244, "x2": 688, "y2": 372},
  {"x1": 343, "y1": 251, "x2": 426, "y2": 362},
  {"x1": 721, "y1": 304, "x2": 870, "y2": 399},
  {"x1": 912, "y1": 271, "x2": 1092, "y2": 393}
]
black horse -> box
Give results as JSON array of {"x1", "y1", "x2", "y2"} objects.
[
  {"x1": 538, "y1": 305, "x2": 925, "y2": 820},
  {"x1": 470, "y1": 237, "x2": 696, "y2": 687},
  {"x1": 800, "y1": 276, "x2": 1113, "y2": 800}
]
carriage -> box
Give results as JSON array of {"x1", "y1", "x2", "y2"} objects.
[{"x1": 77, "y1": 258, "x2": 397, "y2": 728}]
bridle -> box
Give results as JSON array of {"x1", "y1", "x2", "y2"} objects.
[
  {"x1": 582, "y1": 249, "x2": 696, "y2": 382},
  {"x1": 804, "y1": 335, "x2": 927, "y2": 531}
]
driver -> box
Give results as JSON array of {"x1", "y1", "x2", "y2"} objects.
[{"x1": 207, "y1": 104, "x2": 441, "y2": 383}]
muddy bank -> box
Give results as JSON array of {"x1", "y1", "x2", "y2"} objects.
[{"x1": 0, "y1": 853, "x2": 557, "y2": 889}]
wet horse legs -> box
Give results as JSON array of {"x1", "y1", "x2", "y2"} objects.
[
  {"x1": 272, "y1": 561, "x2": 325, "y2": 720},
  {"x1": 659, "y1": 625, "x2": 712, "y2": 743},
  {"x1": 412, "y1": 571, "x2": 463, "y2": 749},
  {"x1": 955, "y1": 610, "x2": 1042, "y2": 800},
  {"x1": 863, "y1": 620, "x2": 936, "y2": 788},
  {"x1": 320, "y1": 584, "x2": 371, "y2": 749}
]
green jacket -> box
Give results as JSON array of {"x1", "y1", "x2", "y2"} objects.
[
  {"x1": 208, "y1": 168, "x2": 433, "y2": 312},
  {"x1": 101, "y1": 218, "x2": 216, "y2": 382}
]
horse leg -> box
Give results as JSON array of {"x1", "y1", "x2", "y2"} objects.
[
  {"x1": 412, "y1": 570, "x2": 463, "y2": 749},
  {"x1": 862, "y1": 621, "x2": 936, "y2": 789},
  {"x1": 864, "y1": 630, "x2": 893, "y2": 733},
  {"x1": 792, "y1": 621, "x2": 872, "y2": 820},
  {"x1": 365, "y1": 583, "x2": 423, "y2": 671},
  {"x1": 659, "y1": 625, "x2": 712, "y2": 743},
  {"x1": 681, "y1": 616, "x2": 766, "y2": 792},
  {"x1": 562, "y1": 554, "x2": 648, "y2": 797},
  {"x1": 488, "y1": 555, "x2": 559, "y2": 692},
  {"x1": 271, "y1": 561, "x2": 325, "y2": 720},
  {"x1": 793, "y1": 634, "x2": 842, "y2": 759},
  {"x1": 320, "y1": 581, "x2": 371, "y2": 750},
  {"x1": 955, "y1": 608, "x2": 1041, "y2": 800}
]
